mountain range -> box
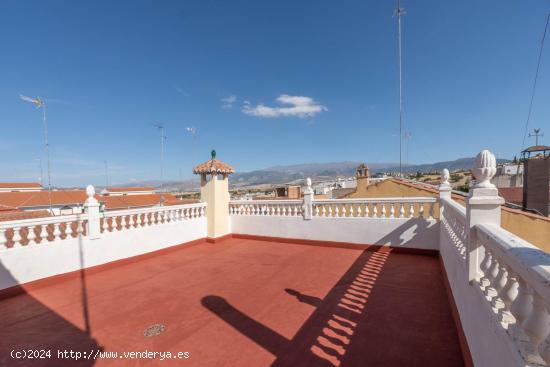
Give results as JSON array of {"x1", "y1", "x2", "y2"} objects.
[{"x1": 109, "y1": 156, "x2": 510, "y2": 191}]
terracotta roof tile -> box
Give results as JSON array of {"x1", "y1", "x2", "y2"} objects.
[
  {"x1": 0, "y1": 210, "x2": 51, "y2": 222},
  {"x1": 193, "y1": 159, "x2": 234, "y2": 174},
  {"x1": 0, "y1": 182, "x2": 42, "y2": 189},
  {"x1": 107, "y1": 187, "x2": 155, "y2": 192}
]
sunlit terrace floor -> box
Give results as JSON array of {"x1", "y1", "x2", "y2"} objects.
[{"x1": 0, "y1": 238, "x2": 464, "y2": 367}]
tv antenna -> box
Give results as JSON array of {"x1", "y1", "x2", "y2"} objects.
[
  {"x1": 529, "y1": 128, "x2": 544, "y2": 146},
  {"x1": 20, "y1": 95, "x2": 52, "y2": 213},
  {"x1": 152, "y1": 123, "x2": 167, "y2": 196},
  {"x1": 394, "y1": 0, "x2": 406, "y2": 177}
]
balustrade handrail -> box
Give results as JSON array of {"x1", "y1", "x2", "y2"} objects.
[
  {"x1": 440, "y1": 196, "x2": 466, "y2": 220},
  {"x1": 0, "y1": 212, "x2": 88, "y2": 230},
  {"x1": 230, "y1": 199, "x2": 302, "y2": 204},
  {"x1": 475, "y1": 223, "x2": 550, "y2": 304},
  {"x1": 102, "y1": 202, "x2": 207, "y2": 217},
  {"x1": 313, "y1": 197, "x2": 437, "y2": 204}
]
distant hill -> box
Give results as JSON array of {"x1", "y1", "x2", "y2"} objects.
[{"x1": 112, "y1": 157, "x2": 510, "y2": 190}]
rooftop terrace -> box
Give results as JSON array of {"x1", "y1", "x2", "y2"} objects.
[
  {"x1": 0, "y1": 149, "x2": 549, "y2": 367},
  {"x1": 0, "y1": 238, "x2": 462, "y2": 367}
]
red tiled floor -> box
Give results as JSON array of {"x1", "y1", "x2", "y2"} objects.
[{"x1": 0, "y1": 238, "x2": 464, "y2": 367}]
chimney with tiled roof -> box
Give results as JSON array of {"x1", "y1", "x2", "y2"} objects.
[{"x1": 193, "y1": 150, "x2": 234, "y2": 241}]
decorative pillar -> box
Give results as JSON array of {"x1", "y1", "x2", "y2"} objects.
[
  {"x1": 193, "y1": 150, "x2": 234, "y2": 241},
  {"x1": 303, "y1": 177, "x2": 313, "y2": 220},
  {"x1": 466, "y1": 150, "x2": 504, "y2": 283},
  {"x1": 439, "y1": 168, "x2": 452, "y2": 200},
  {"x1": 84, "y1": 185, "x2": 101, "y2": 240}
]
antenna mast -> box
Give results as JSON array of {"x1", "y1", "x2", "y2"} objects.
[{"x1": 395, "y1": 0, "x2": 406, "y2": 178}]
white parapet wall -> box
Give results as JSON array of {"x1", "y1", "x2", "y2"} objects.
[
  {"x1": 0, "y1": 203, "x2": 207, "y2": 290},
  {"x1": 229, "y1": 198, "x2": 440, "y2": 250}
]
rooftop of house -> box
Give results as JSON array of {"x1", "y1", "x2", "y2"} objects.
[
  {"x1": 105, "y1": 187, "x2": 155, "y2": 192},
  {"x1": 0, "y1": 182, "x2": 43, "y2": 190},
  {"x1": 0, "y1": 190, "x2": 194, "y2": 212},
  {"x1": 0, "y1": 237, "x2": 463, "y2": 367}
]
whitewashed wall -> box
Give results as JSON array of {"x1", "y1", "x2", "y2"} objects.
[
  {"x1": 230, "y1": 216, "x2": 439, "y2": 250},
  {"x1": 0, "y1": 217, "x2": 206, "y2": 290}
]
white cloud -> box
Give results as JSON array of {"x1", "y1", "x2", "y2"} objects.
[
  {"x1": 221, "y1": 95, "x2": 237, "y2": 109},
  {"x1": 242, "y1": 94, "x2": 327, "y2": 118}
]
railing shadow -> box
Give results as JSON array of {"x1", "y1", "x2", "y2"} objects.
[
  {"x1": 0, "y1": 231, "x2": 101, "y2": 366},
  {"x1": 373, "y1": 216, "x2": 437, "y2": 249},
  {"x1": 202, "y1": 246, "x2": 464, "y2": 367}
]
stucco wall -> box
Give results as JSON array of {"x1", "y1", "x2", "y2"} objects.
[
  {"x1": 0, "y1": 217, "x2": 207, "y2": 290},
  {"x1": 230, "y1": 216, "x2": 439, "y2": 251}
]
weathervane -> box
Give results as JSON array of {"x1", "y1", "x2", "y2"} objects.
[{"x1": 211, "y1": 150, "x2": 216, "y2": 160}]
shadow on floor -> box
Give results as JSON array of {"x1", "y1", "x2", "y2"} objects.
[
  {"x1": 0, "y1": 235, "x2": 101, "y2": 367},
  {"x1": 202, "y1": 246, "x2": 464, "y2": 367}
]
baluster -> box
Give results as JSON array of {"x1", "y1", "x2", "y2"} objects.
[
  {"x1": 129, "y1": 214, "x2": 136, "y2": 228},
  {"x1": 419, "y1": 203, "x2": 425, "y2": 218},
  {"x1": 372, "y1": 203, "x2": 378, "y2": 217},
  {"x1": 409, "y1": 203, "x2": 415, "y2": 218},
  {"x1": 328, "y1": 205, "x2": 333, "y2": 217},
  {"x1": 76, "y1": 220, "x2": 83, "y2": 236},
  {"x1": 510, "y1": 277, "x2": 533, "y2": 327},
  {"x1": 102, "y1": 216, "x2": 109, "y2": 232},
  {"x1": 335, "y1": 205, "x2": 340, "y2": 217},
  {"x1": 52, "y1": 223, "x2": 62, "y2": 240},
  {"x1": 485, "y1": 252, "x2": 500, "y2": 300},
  {"x1": 381, "y1": 203, "x2": 387, "y2": 218},
  {"x1": 66, "y1": 221, "x2": 75, "y2": 238},
  {"x1": 479, "y1": 249, "x2": 493, "y2": 288},
  {"x1": 36, "y1": 224, "x2": 44, "y2": 243},
  {"x1": 12, "y1": 227, "x2": 22, "y2": 247},
  {"x1": 399, "y1": 203, "x2": 405, "y2": 218},
  {"x1": 498, "y1": 267, "x2": 518, "y2": 325},
  {"x1": 388, "y1": 202, "x2": 395, "y2": 218},
  {"x1": 522, "y1": 290, "x2": 550, "y2": 351},
  {"x1": 27, "y1": 225, "x2": 37, "y2": 245},
  {"x1": 491, "y1": 261, "x2": 508, "y2": 309},
  {"x1": 356, "y1": 204, "x2": 362, "y2": 217},
  {"x1": 342, "y1": 205, "x2": 347, "y2": 217},
  {"x1": 364, "y1": 203, "x2": 369, "y2": 217},
  {"x1": 0, "y1": 228, "x2": 7, "y2": 248},
  {"x1": 110, "y1": 217, "x2": 117, "y2": 231}
]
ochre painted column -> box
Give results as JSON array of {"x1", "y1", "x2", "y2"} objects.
[{"x1": 201, "y1": 173, "x2": 230, "y2": 239}]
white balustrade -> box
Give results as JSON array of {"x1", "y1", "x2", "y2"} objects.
[
  {"x1": 0, "y1": 203, "x2": 206, "y2": 251},
  {"x1": 0, "y1": 214, "x2": 87, "y2": 250},
  {"x1": 228, "y1": 198, "x2": 436, "y2": 220},
  {"x1": 475, "y1": 223, "x2": 550, "y2": 365},
  {"x1": 440, "y1": 197, "x2": 467, "y2": 261}
]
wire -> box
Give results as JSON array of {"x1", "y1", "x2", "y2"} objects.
[{"x1": 520, "y1": 13, "x2": 550, "y2": 152}]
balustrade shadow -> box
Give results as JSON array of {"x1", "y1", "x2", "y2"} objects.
[
  {"x1": 202, "y1": 246, "x2": 464, "y2": 367},
  {"x1": 0, "y1": 233, "x2": 101, "y2": 367},
  {"x1": 373, "y1": 216, "x2": 437, "y2": 250}
]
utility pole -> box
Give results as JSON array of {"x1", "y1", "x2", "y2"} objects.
[
  {"x1": 529, "y1": 128, "x2": 544, "y2": 146},
  {"x1": 395, "y1": 0, "x2": 406, "y2": 178}
]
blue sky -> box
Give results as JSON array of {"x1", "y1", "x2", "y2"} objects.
[{"x1": 1, "y1": 0, "x2": 549, "y2": 187}]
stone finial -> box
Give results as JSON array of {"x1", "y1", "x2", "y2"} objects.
[
  {"x1": 441, "y1": 169, "x2": 450, "y2": 185},
  {"x1": 472, "y1": 150, "x2": 497, "y2": 188},
  {"x1": 304, "y1": 177, "x2": 313, "y2": 194},
  {"x1": 86, "y1": 184, "x2": 95, "y2": 198}
]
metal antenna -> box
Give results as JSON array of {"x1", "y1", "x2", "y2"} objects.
[
  {"x1": 394, "y1": 0, "x2": 406, "y2": 178},
  {"x1": 21, "y1": 95, "x2": 52, "y2": 213},
  {"x1": 529, "y1": 128, "x2": 544, "y2": 146},
  {"x1": 404, "y1": 132, "x2": 412, "y2": 167},
  {"x1": 35, "y1": 156, "x2": 44, "y2": 185},
  {"x1": 104, "y1": 160, "x2": 109, "y2": 189},
  {"x1": 152, "y1": 123, "x2": 166, "y2": 197}
]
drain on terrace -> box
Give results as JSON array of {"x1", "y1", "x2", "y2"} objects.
[{"x1": 143, "y1": 324, "x2": 165, "y2": 337}]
